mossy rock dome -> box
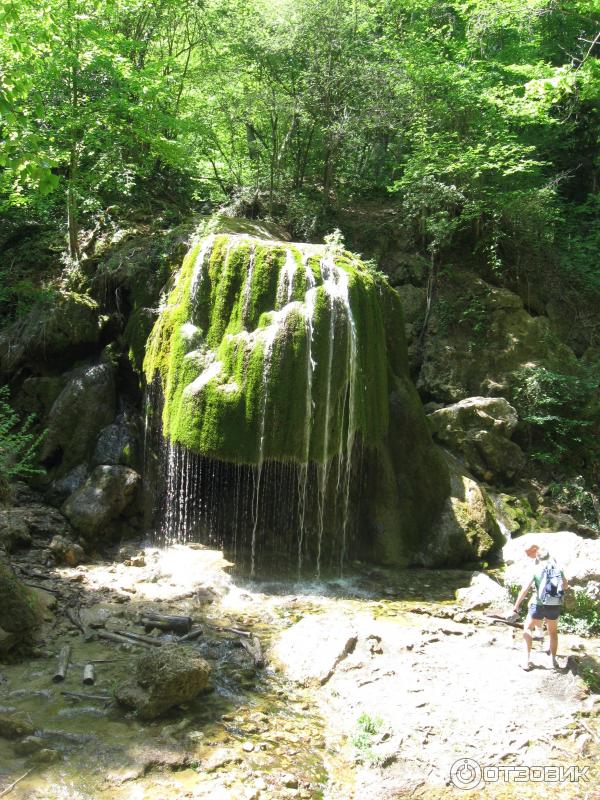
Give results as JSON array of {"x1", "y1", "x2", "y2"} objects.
[{"x1": 144, "y1": 219, "x2": 450, "y2": 567}]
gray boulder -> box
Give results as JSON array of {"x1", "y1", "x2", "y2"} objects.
[
  {"x1": 46, "y1": 464, "x2": 89, "y2": 506},
  {"x1": 115, "y1": 644, "x2": 211, "y2": 719},
  {"x1": 63, "y1": 465, "x2": 140, "y2": 540},
  {"x1": 456, "y1": 573, "x2": 510, "y2": 611},
  {"x1": 40, "y1": 364, "x2": 116, "y2": 477},
  {"x1": 427, "y1": 396, "x2": 525, "y2": 483}
]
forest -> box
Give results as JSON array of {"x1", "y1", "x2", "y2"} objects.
[{"x1": 1, "y1": 3, "x2": 600, "y2": 798}]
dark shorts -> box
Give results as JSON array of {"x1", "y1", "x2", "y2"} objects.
[{"x1": 529, "y1": 603, "x2": 561, "y2": 621}]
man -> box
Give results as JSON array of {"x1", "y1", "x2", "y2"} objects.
[{"x1": 512, "y1": 542, "x2": 569, "y2": 671}]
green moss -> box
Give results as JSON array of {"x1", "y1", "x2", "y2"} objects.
[{"x1": 144, "y1": 233, "x2": 405, "y2": 466}]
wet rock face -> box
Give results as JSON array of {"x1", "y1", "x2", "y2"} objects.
[
  {"x1": 62, "y1": 465, "x2": 140, "y2": 540},
  {"x1": 416, "y1": 271, "x2": 579, "y2": 403},
  {"x1": 427, "y1": 396, "x2": 525, "y2": 483},
  {"x1": 115, "y1": 644, "x2": 212, "y2": 719},
  {"x1": 421, "y1": 452, "x2": 504, "y2": 567},
  {"x1": 40, "y1": 363, "x2": 116, "y2": 478}
]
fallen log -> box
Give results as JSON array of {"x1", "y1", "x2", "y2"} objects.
[
  {"x1": 83, "y1": 664, "x2": 95, "y2": 685},
  {"x1": 52, "y1": 645, "x2": 71, "y2": 683},
  {"x1": 178, "y1": 626, "x2": 203, "y2": 642},
  {"x1": 208, "y1": 623, "x2": 252, "y2": 638},
  {"x1": 239, "y1": 635, "x2": 264, "y2": 668},
  {"x1": 96, "y1": 630, "x2": 155, "y2": 649},
  {"x1": 66, "y1": 606, "x2": 86, "y2": 635},
  {"x1": 61, "y1": 690, "x2": 112, "y2": 703},
  {"x1": 140, "y1": 613, "x2": 192, "y2": 635},
  {"x1": 0, "y1": 767, "x2": 35, "y2": 798}
]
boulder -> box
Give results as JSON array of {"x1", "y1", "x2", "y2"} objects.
[
  {"x1": 0, "y1": 504, "x2": 73, "y2": 553},
  {"x1": 63, "y1": 465, "x2": 140, "y2": 540},
  {"x1": 418, "y1": 453, "x2": 504, "y2": 566},
  {"x1": 456, "y1": 573, "x2": 510, "y2": 611},
  {"x1": 115, "y1": 644, "x2": 211, "y2": 719},
  {"x1": 40, "y1": 364, "x2": 116, "y2": 477},
  {"x1": 503, "y1": 532, "x2": 600, "y2": 601},
  {"x1": 46, "y1": 464, "x2": 89, "y2": 507},
  {"x1": 0, "y1": 560, "x2": 42, "y2": 658},
  {"x1": 92, "y1": 413, "x2": 141, "y2": 468},
  {"x1": 427, "y1": 397, "x2": 525, "y2": 483},
  {"x1": 0, "y1": 290, "x2": 103, "y2": 375},
  {"x1": 49, "y1": 535, "x2": 85, "y2": 566},
  {"x1": 269, "y1": 613, "x2": 357, "y2": 686},
  {"x1": 0, "y1": 510, "x2": 30, "y2": 554}
]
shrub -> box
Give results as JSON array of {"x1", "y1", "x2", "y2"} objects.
[{"x1": 0, "y1": 385, "x2": 45, "y2": 501}]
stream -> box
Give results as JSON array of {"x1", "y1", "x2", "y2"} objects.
[{"x1": 0, "y1": 543, "x2": 598, "y2": 799}]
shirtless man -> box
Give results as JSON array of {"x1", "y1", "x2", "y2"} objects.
[{"x1": 512, "y1": 542, "x2": 569, "y2": 671}]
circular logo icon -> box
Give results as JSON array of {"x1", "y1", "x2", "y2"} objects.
[{"x1": 450, "y1": 758, "x2": 483, "y2": 790}]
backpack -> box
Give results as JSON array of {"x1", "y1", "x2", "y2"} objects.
[{"x1": 537, "y1": 559, "x2": 564, "y2": 606}]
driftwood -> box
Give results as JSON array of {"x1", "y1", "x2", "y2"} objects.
[
  {"x1": 140, "y1": 613, "x2": 192, "y2": 635},
  {"x1": 53, "y1": 645, "x2": 71, "y2": 683},
  {"x1": 239, "y1": 635, "x2": 264, "y2": 668},
  {"x1": 0, "y1": 767, "x2": 35, "y2": 798},
  {"x1": 486, "y1": 613, "x2": 524, "y2": 630},
  {"x1": 178, "y1": 626, "x2": 203, "y2": 642},
  {"x1": 66, "y1": 606, "x2": 86, "y2": 635},
  {"x1": 208, "y1": 623, "x2": 252, "y2": 638},
  {"x1": 61, "y1": 690, "x2": 112, "y2": 703},
  {"x1": 96, "y1": 630, "x2": 155, "y2": 649},
  {"x1": 83, "y1": 664, "x2": 95, "y2": 685}
]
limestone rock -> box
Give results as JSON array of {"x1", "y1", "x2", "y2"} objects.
[
  {"x1": 503, "y1": 532, "x2": 600, "y2": 601},
  {"x1": 427, "y1": 397, "x2": 525, "y2": 483},
  {"x1": 269, "y1": 614, "x2": 357, "y2": 686},
  {"x1": 49, "y1": 534, "x2": 85, "y2": 566},
  {"x1": 40, "y1": 363, "x2": 116, "y2": 477},
  {"x1": 419, "y1": 453, "x2": 504, "y2": 566},
  {"x1": 456, "y1": 573, "x2": 509, "y2": 611},
  {"x1": 63, "y1": 465, "x2": 140, "y2": 540},
  {"x1": 115, "y1": 644, "x2": 211, "y2": 719}
]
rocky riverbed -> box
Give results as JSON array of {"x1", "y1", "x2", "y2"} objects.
[{"x1": 0, "y1": 541, "x2": 598, "y2": 799}]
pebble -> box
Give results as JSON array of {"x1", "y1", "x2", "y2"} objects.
[
  {"x1": 242, "y1": 741, "x2": 254, "y2": 752},
  {"x1": 282, "y1": 773, "x2": 298, "y2": 788}
]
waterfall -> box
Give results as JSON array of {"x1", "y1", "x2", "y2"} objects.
[{"x1": 145, "y1": 235, "x2": 369, "y2": 576}]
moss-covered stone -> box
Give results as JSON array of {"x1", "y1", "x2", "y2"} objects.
[
  {"x1": 0, "y1": 559, "x2": 42, "y2": 659},
  {"x1": 145, "y1": 233, "x2": 395, "y2": 466}
]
